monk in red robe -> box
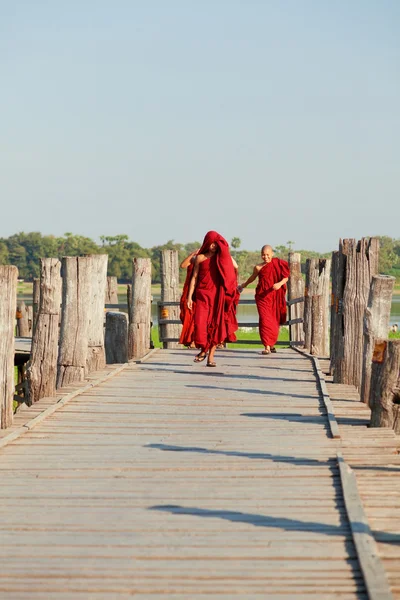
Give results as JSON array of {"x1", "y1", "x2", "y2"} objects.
[
  {"x1": 187, "y1": 231, "x2": 238, "y2": 367},
  {"x1": 179, "y1": 249, "x2": 198, "y2": 347},
  {"x1": 238, "y1": 245, "x2": 289, "y2": 354}
]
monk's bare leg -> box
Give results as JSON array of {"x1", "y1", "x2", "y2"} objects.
[
  {"x1": 207, "y1": 344, "x2": 217, "y2": 366},
  {"x1": 194, "y1": 347, "x2": 207, "y2": 362}
]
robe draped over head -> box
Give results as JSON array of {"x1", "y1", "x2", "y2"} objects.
[
  {"x1": 193, "y1": 230, "x2": 239, "y2": 351},
  {"x1": 198, "y1": 231, "x2": 237, "y2": 297}
]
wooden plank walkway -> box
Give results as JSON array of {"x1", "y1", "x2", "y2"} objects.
[
  {"x1": 0, "y1": 349, "x2": 368, "y2": 599},
  {"x1": 320, "y1": 359, "x2": 400, "y2": 599}
]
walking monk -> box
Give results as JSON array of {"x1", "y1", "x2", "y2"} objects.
[
  {"x1": 187, "y1": 231, "x2": 238, "y2": 367},
  {"x1": 238, "y1": 245, "x2": 289, "y2": 354},
  {"x1": 179, "y1": 249, "x2": 198, "y2": 347}
]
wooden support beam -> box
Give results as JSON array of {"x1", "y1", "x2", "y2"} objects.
[
  {"x1": 105, "y1": 311, "x2": 128, "y2": 364},
  {"x1": 0, "y1": 265, "x2": 18, "y2": 429},
  {"x1": 87, "y1": 254, "x2": 108, "y2": 373},
  {"x1": 105, "y1": 275, "x2": 118, "y2": 305},
  {"x1": 370, "y1": 339, "x2": 400, "y2": 432},
  {"x1": 287, "y1": 252, "x2": 304, "y2": 347},
  {"x1": 160, "y1": 250, "x2": 180, "y2": 349},
  {"x1": 128, "y1": 258, "x2": 152, "y2": 360},
  {"x1": 334, "y1": 237, "x2": 379, "y2": 389},
  {"x1": 361, "y1": 275, "x2": 395, "y2": 404},
  {"x1": 57, "y1": 256, "x2": 92, "y2": 388},
  {"x1": 32, "y1": 277, "x2": 40, "y2": 335},
  {"x1": 27, "y1": 259, "x2": 62, "y2": 404},
  {"x1": 304, "y1": 258, "x2": 331, "y2": 356},
  {"x1": 16, "y1": 300, "x2": 30, "y2": 337}
]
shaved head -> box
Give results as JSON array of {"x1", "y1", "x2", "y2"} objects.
[{"x1": 261, "y1": 245, "x2": 273, "y2": 253}]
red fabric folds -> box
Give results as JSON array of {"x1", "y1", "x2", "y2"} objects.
[
  {"x1": 194, "y1": 231, "x2": 238, "y2": 351},
  {"x1": 255, "y1": 258, "x2": 290, "y2": 347},
  {"x1": 179, "y1": 263, "x2": 195, "y2": 346}
]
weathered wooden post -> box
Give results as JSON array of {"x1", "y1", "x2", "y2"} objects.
[
  {"x1": 32, "y1": 277, "x2": 40, "y2": 334},
  {"x1": 287, "y1": 252, "x2": 304, "y2": 346},
  {"x1": 304, "y1": 258, "x2": 331, "y2": 356},
  {"x1": 360, "y1": 275, "x2": 395, "y2": 404},
  {"x1": 334, "y1": 237, "x2": 379, "y2": 389},
  {"x1": 26, "y1": 259, "x2": 62, "y2": 403},
  {"x1": 27, "y1": 305, "x2": 33, "y2": 335},
  {"x1": 105, "y1": 312, "x2": 128, "y2": 363},
  {"x1": 127, "y1": 284, "x2": 132, "y2": 319},
  {"x1": 330, "y1": 243, "x2": 348, "y2": 376},
  {"x1": 57, "y1": 256, "x2": 92, "y2": 388},
  {"x1": 87, "y1": 254, "x2": 108, "y2": 373},
  {"x1": 304, "y1": 259, "x2": 317, "y2": 351},
  {"x1": 105, "y1": 276, "x2": 118, "y2": 305},
  {"x1": 16, "y1": 300, "x2": 30, "y2": 337},
  {"x1": 160, "y1": 250, "x2": 180, "y2": 349},
  {"x1": 128, "y1": 258, "x2": 152, "y2": 360},
  {"x1": 0, "y1": 266, "x2": 18, "y2": 428},
  {"x1": 369, "y1": 339, "x2": 400, "y2": 432},
  {"x1": 320, "y1": 258, "x2": 331, "y2": 357}
]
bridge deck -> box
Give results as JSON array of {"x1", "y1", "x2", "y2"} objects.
[{"x1": 0, "y1": 349, "x2": 369, "y2": 599}]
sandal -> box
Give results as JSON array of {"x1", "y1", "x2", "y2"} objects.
[
  {"x1": 261, "y1": 349, "x2": 270, "y2": 355},
  {"x1": 270, "y1": 347, "x2": 277, "y2": 353},
  {"x1": 206, "y1": 361, "x2": 216, "y2": 367},
  {"x1": 194, "y1": 352, "x2": 207, "y2": 363}
]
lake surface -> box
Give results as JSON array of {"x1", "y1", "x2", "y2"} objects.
[{"x1": 17, "y1": 293, "x2": 400, "y2": 328}]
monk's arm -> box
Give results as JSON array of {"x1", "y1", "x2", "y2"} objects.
[
  {"x1": 232, "y1": 257, "x2": 238, "y2": 274},
  {"x1": 272, "y1": 276, "x2": 289, "y2": 290},
  {"x1": 180, "y1": 249, "x2": 198, "y2": 269},
  {"x1": 272, "y1": 260, "x2": 290, "y2": 290},
  {"x1": 238, "y1": 266, "x2": 258, "y2": 292},
  {"x1": 187, "y1": 258, "x2": 200, "y2": 310}
]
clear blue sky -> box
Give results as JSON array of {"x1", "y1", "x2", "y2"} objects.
[{"x1": 1, "y1": 0, "x2": 399, "y2": 251}]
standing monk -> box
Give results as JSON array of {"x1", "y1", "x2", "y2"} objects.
[
  {"x1": 187, "y1": 231, "x2": 238, "y2": 367},
  {"x1": 238, "y1": 245, "x2": 289, "y2": 354},
  {"x1": 179, "y1": 249, "x2": 198, "y2": 347}
]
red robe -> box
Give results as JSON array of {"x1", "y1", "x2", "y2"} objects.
[
  {"x1": 179, "y1": 263, "x2": 195, "y2": 346},
  {"x1": 255, "y1": 258, "x2": 290, "y2": 347},
  {"x1": 193, "y1": 231, "x2": 238, "y2": 351}
]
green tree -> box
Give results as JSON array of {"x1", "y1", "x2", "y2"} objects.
[
  {"x1": 100, "y1": 235, "x2": 149, "y2": 280},
  {"x1": 231, "y1": 237, "x2": 241, "y2": 250},
  {"x1": 273, "y1": 245, "x2": 289, "y2": 258},
  {"x1": 57, "y1": 232, "x2": 100, "y2": 257},
  {"x1": 378, "y1": 236, "x2": 399, "y2": 274},
  {"x1": 0, "y1": 241, "x2": 9, "y2": 264}
]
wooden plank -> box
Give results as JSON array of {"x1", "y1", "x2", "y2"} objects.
[
  {"x1": 0, "y1": 349, "x2": 373, "y2": 598},
  {"x1": 294, "y1": 348, "x2": 340, "y2": 439},
  {"x1": 337, "y1": 451, "x2": 394, "y2": 600},
  {"x1": 0, "y1": 364, "x2": 128, "y2": 450}
]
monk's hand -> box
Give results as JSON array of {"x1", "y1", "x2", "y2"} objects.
[
  {"x1": 273, "y1": 282, "x2": 282, "y2": 290},
  {"x1": 187, "y1": 298, "x2": 193, "y2": 310},
  {"x1": 237, "y1": 285, "x2": 243, "y2": 293}
]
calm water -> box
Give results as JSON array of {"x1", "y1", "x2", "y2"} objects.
[
  {"x1": 17, "y1": 293, "x2": 400, "y2": 327},
  {"x1": 148, "y1": 296, "x2": 400, "y2": 327}
]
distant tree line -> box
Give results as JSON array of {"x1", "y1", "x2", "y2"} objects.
[{"x1": 0, "y1": 232, "x2": 399, "y2": 283}]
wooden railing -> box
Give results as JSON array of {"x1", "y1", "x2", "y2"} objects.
[{"x1": 157, "y1": 297, "x2": 305, "y2": 347}]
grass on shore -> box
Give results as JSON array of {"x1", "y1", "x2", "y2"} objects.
[{"x1": 151, "y1": 325, "x2": 289, "y2": 350}]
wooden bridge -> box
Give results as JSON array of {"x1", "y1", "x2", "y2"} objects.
[{"x1": 1, "y1": 347, "x2": 399, "y2": 599}]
